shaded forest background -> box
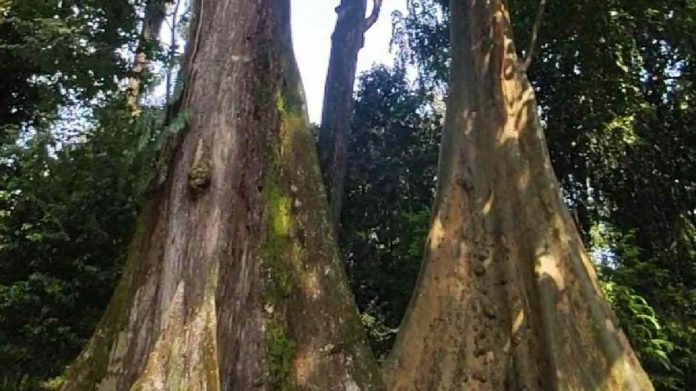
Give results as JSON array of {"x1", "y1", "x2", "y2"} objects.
[{"x1": 0, "y1": 0, "x2": 694, "y2": 390}]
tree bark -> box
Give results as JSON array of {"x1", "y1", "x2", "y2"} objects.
[
  {"x1": 61, "y1": 1, "x2": 383, "y2": 390},
  {"x1": 318, "y1": 0, "x2": 381, "y2": 230},
  {"x1": 384, "y1": 1, "x2": 654, "y2": 390},
  {"x1": 126, "y1": 0, "x2": 168, "y2": 111}
]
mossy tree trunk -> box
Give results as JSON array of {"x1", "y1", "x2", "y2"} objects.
[
  {"x1": 318, "y1": 0, "x2": 381, "y2": 230},
  {"x1": 61, "y1": 1, "x2": 383, "y2": 390},
  {"x1": 384, "y1": 1, "x2": 654, "y2": 389}
]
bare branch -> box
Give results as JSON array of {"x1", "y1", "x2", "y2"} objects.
[
  {"x1": 522, "y1": 0, "x2": 546, "y2": 71},
  {"x1": 363, "y1": 0, "x2": 383, "y2": 32}
]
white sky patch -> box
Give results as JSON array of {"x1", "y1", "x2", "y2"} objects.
[{"x1": 291, "y1": 0, "x2": 407, "y2": 124}]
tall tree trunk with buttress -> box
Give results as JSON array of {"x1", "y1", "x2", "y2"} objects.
[
  {"x1": 319, "y1": 0, "x2": 381, "y2": 230},
  {"x1": 60, "y1": 1, "x2": 384, "y2": 390},
  {"x1": 384, "y1": 1, "x2": 654, "y2": 390}
]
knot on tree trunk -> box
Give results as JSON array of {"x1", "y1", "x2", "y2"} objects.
[
  {"x1": 188, "y1": 139, "x2": 211, "y2": 196},
  {"x1": 188, "y1": 160, "x2": 211, "y2": 194}
]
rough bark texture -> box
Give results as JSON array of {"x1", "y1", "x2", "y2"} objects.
[
  {"x1": 61, "y1": 1, "x2": 383, "y2": 390},
  {"x1": 384, "y1": 1, "x2": 654, "y2": 390},
  {"x1": 318, "y1": 0, "x2": 380, "y2": 230},
  {"x1": 127, "y1": 0, "x2": 167, "y2": 110}
]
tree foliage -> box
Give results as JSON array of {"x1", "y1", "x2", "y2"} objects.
[
  {"x1": 0, "y1": 0, "x2": 163, "y2": 387},
  {"x1": 0, "y1": 106, "x2": 161, "y2": 387},
  {"x1": 0, "y1": 0, "x2": 139, "y2": 131},
  {"x1": 341, "y1": 65, "x2": 441, "y2": 356}
]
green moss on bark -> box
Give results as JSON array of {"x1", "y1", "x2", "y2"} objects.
[
  {"x1": 262, "y1": 140, "x2": 297, "y2": 391},
  {"x1": 262, "y1": 185, "x2": 297, "y2": 390},
  {"x1": 266, "y1": 315, "x2": 296, "y2": 391},
  {"x1": 263, "y1": 181, "x2": 294, "y2": 298}
]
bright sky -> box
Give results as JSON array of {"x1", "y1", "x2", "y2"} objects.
[{"x1": 291, "y1": 0, "x2": 407, "y2": 123}]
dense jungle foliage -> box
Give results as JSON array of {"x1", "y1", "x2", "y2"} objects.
[{"x1": 0, "y1": 0, "x2": 694, "y2": 389}]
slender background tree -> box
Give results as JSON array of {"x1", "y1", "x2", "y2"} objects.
[{"x1": 319, "y1": 0, "x2": 382, "y2": 230}]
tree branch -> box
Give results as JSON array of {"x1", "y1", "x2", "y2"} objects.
[
  {"x1": 363, "y1": 0, "x2": 383, "y2": 32},
  {"x1": 522, "y1": 0, "x2": 546, "y2": 71}
]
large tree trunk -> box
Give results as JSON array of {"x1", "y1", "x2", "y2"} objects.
[
  {"x1": 61, "y1": 1, "x2": 383, "y2": 390},
  {"x1": 318, "y1": 0, "x2": 381, "y2": 230},
  {"x1": 384, "y1": 1, "x2": 653, "y2": 390}
]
